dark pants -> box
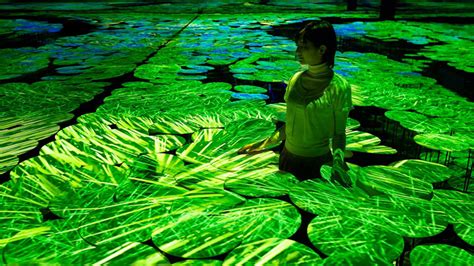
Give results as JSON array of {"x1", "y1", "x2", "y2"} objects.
[{"x1": 279, "y1": 146, "x2": 332, "y2": 181}]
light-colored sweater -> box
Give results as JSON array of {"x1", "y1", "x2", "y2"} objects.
[{"x1": 284, "y1": 63, "x2": 353, "y2": 157}]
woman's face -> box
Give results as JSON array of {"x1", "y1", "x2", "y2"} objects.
[{"x1": 296, "y1": 37, "x2": 324, "y2": 66}]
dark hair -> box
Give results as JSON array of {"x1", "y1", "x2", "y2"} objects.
[{"x1": 294, "y1": 20, "x2": 337, "y2": 68}]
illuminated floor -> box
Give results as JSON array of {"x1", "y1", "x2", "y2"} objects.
[{"x1": 0, "y1": 1, "x2": 473, "y2": 265}]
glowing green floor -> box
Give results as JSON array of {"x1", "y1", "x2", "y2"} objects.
[{"x1": 0, "y1": 2, "x2": 473, "y2": 265}]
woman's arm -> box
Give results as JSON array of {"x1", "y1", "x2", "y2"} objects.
[
  {"x1": 331, "y1": 110, "x2": 351, "y2": 187},
  {"x1": 238, "y1": 124, "x2": 285, "y2": 154},
  {"x1": 332, "y1": 110, "x2": 349, "y2": 161}
]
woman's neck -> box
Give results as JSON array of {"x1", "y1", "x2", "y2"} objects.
[{"x1": 307, "y1": 62, "x2": 331, "y2": 76}]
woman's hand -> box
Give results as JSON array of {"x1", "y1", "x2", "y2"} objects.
[
  {"x1": 331, "y1": 157, "x2": 352, "y2": 187},
  {"x1": 237, "y1": 140, "x2": 266, "y2": 154},
  {"x1": 238, "y1": 126, "x2": 284, "y2": 154}
]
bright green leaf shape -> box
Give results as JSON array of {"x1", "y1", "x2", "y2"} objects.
[
  {"x1": 191, "y1": 128, "x2": 224, "y2": 142},
  {"x1": 125, "y1": 153, "x2": 186, "y2": 182},
  {"x1": 150, "y1": 115, "x2": 200, "y2": 135},
  {"x1": 289, "y1": 179, "x2": 362, "y2": 215},
  {"x1": 40, "y1": 138, "x2": 125, "y2": 167},
  {"x1": 201, "y1": 81, "x2": 232, "y2": 92},
  {"x1": 0, "y1": 221, "x2": 49, "y2": 251},
  {"x1": 0, "y1": 113, "x2": 72, "y2": 168},
  {"x1": 153, "y1": 197, "x2": 299, "y2": 259},
  {"x1": 173, "y1": 260, "x2": 222, "y2": 266},
  {"x1": 114, "y1": 178, "x2": 188, "y2": 203},
  {"x1": 3, "y1": 225, "x2": 89, "y2": 264},
  {"x1": 115, "y1": 116, "x2": 157, "y2": 133},
  {"x1": 223, "y1": 238, "x2": 321, "y2": 265},
  {"x1": 447, "y1": 176, "x2": 473, "y2": 193},
  {"x1": 351, "y1": 195, "x2": 448, "y2": 238},
  {"x1": 454, "y1": 223, "x2": 474, "y2": 246},
  {"x1": 91, "y1": 127, "x2": 186, "y2": 155},
  {"x1": 410, "y1": 244, "x2": 474, "y2": 266},
  {"x1": 358, "y1": 165, "x2": 433, "y2": 199},
  {"x1": 10, "y1": 154, "x2": 124, "y2": 207},
  {"x1": 224, "y1": 164, "x2": 299, "y2": 197},
  {"x1": 414, "y1": 133, "x2": 469, "y2": 152},
  {"x1": 319, "y1": 252, "x2": 392, "y2": 266},
  {"x1": 0, "y1": 194, "x2": 42, "y2": 224},
  {"x1": 151, "y1": 191, "x2": 247, "y2": 259},
  {"x1": 405, "y1": 118, "x2": 451, "y2": 134},
  {"x1": 182, "y1": 113, "x2": 228, "y2": 129},
  {"x1": 346, "y1": 117, "x2": 360, "y2": 130},
  {"x1": 223, "y1": 105, "x2": 275, "y2": 121},
  {"x1": 176, "y1": 140, "x2": 235, "y2": 164},
  {"x1": 349, "y1": 144, "x2": 397, "y2": 154},
  {"x1": 234, "y1": 85, "x2": 267, "y2": 93},
  {"x1": 134, "y1": 64, "x2": 181, "y2": 80},
  {"x1": 390, "y1": 159, "x2": 453, "y2": 183},
  {"x1": 385, "y1": 110, "x2": 427, "y2": 127},
  {"x1": 346, "y1": 130, "x2": 396, "y2": 154},
  {"x1": 413, "y1": 105, "x2": 457, "y2": 118},
  {"x1": 79, "y1": 195, "x2": 176, "y2": 247},
  {"x1": 216, "y1": 118, "x2": 276, "y2": 148},
  {"x1": 346, "y1": 131, "x2": 381, "y2": 147},
  {"x1": 174, "y1": 163, "x2": 238, "y2": 189},
  {"x1": 386, "y1": 110, "x2": 451, "y2": 134},
  {"x1": 74, "y1": 242, "x2": 170, "y2": 265},
  {"x1": 265, "y1": 102, "x2": 286, "y2": 122},
  {"x1": 49, "y1": 183, "x2": 117, "y2": 227},
  {"x1": 225, "y1": 198, "x2": 301, "y2": 244},
  {"x1": 234, "y1": 73, "x2": 256, "y2": 80},
  {"x1": 166, "y1": 188, "x2": 246, "y2": 216},
  {"x1": 9, "y1": 171, "x2": 72, "y2": 208},
  {"x1": 55, "y1": 121, "x2": 110, "y2": 141},
  {"x1": 431, "y1": 189, "x2": 473, "y2": 224},
  {"x1": 0, "y1": 156, "x2": 18, "y2": 174},
  {"x1": 308, "y1": 212, "x2": 404, "y2": 262},
  {"x1": 211, "y1": 151, "x2": 279, "y2": 172}
]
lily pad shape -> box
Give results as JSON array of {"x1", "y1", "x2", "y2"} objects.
[
  {"x1": 149, "y1": 115, "x2": 200, "y2": 135},
  {"x1": 114, "y1": 177, "x2": 188, "y2": 202},
  {"x1": 319, "y1": 252, "x2": 392, "y2": 266},
  {"x1": 399, "y1": 114, "x2": 451, "y2": 134},
  {"x1": 234, "y1": 85, "x2": 267, "y2": 93},
  {"x1": 410, "y1": 244, "x2": 474, "y2": 266},
  {"x1": 152, "y1": 197, "x2": 298, "y2": 259},
  {"x1": 453, "y1": 223, "x2": 474, "y2": 246},
  {"x1": 352, "y1": 195, "x2": 448, "y2": 238},
  {"x1": 431, "y1": 189, "x2": 474, "y2": 224},
  {"x1": 346, "y1": 118, "x2": 360, "y2": 130},
  {"x1": 174, "y1": 163, "x2": 238, "y2": 190},
  {"x1": 3, "y1": 228, "x2": 88, "y2": 264},
  {"x1": 414, "y1": 134, "x2": 469, "y2": 152},
  {"x1": 134, "y1": 64, "x2": 181, "y2": 80},
  {"x1": 225, "y1": 164, "x2": 299, "y2": 197},
  {"x1": 308, "y1": 212, "x2": 404, "y2": 261},
  {"x1": 173, "y1": 260, "x2": 222, "y2": 266},
  {"x1": 389, "y1": 159, "x2": 453, "y2": 183},
  {"x1": 74, "y1": 242, "x2": 170, "y2": 265},
  {"x1": 346, "y1": 130, "x2": 396, "y2": 154},
  {"x1": 357, "y1": 165, "x2": 433, "y2": 199},
  {"x1": 210, "y1": 150, "x2": 279, "y2": 172},
  {"x1": 289, "y1": 179, "x2": 362, "y2": 215},
  {"x1": 223, "y1": 238, "x2": 321, "y2": 265},
  {"x1": 191, "y1": 128, "x2": 224, "y2": 142},
  {"x1": 231, "y1": 93, "x2": 269, "y2": 100}
]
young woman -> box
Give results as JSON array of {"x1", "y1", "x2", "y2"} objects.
[{"x1": 240, "y1": 20, "x2": 352, "y2": 187}]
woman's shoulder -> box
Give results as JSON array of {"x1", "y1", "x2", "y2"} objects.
[
  {"x1": 288, "y1": 70, "x2": 305, "y2": 87},
  {"x1": 330, "y1": 72, "x2": 351, "y2": 91}
]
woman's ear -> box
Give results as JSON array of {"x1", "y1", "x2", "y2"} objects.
[{"x1": 319, "y1": 45, "x2": 327, "y2": 55}]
